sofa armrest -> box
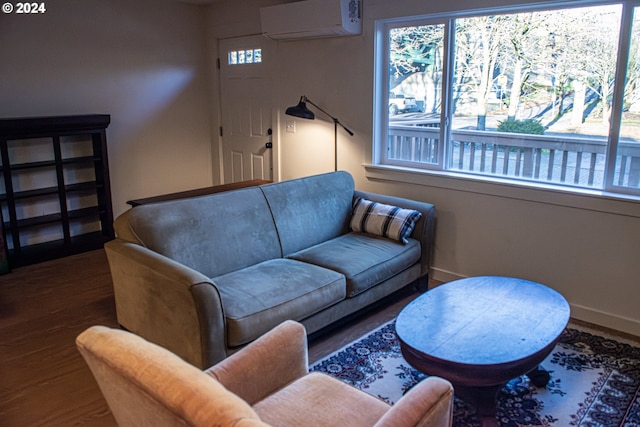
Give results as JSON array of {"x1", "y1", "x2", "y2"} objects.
[
  {"x1": 353, "y1": 190, "x2": 436, "y2": 279},
  {"x1": 105, "y1": 239, "x2": 227, "y2": 369},
  {"x1": 374, "y1": 377, "x2": 454, "y2": 427},
  {"x1": 206, "y1": 320, "x2": 308, "y2": 405}
]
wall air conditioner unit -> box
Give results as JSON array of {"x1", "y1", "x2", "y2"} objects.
[{"x1": 260, "y1": 0, "x2": 362, "y2": 40}]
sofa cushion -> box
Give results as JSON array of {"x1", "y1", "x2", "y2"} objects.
[
  {"x1": 287, "y1": 232, "x2": 421, "y2": 298},
  {"x1": 213, "y1": 259, "x2": 346, "y2": 347},
  {"x1": 350, "y1": 197, "x2": 422, "y2": 244},
  {"x1": 260, "y1": 171, "x2": 354, "y2": 256},
  {"x1": 113, "y1": 187, "x2": 282, "y2": 278}
]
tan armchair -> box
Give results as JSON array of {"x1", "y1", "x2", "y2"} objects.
[{"x1": 76, "y1": 320, "x2": 453, "y2": 427}]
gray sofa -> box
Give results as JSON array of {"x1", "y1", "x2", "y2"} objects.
[{"x1": 105, "y1": 171, "x2": 436, "y2": 368}]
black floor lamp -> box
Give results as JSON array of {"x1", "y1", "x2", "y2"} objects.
[{"x1": 285, "y1": 95, "x2": 354, "y2": 171}]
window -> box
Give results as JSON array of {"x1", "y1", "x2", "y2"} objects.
[
  {"x1": 227, "y1": 48, "x2": 262, "y2": 65},
  {"x1": 375, "y1": 2, "x2": 640, "y2": 196}
]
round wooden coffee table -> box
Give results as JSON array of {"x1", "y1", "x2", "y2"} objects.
[{"x1": 396, "y1": 276, "x2": 570, "y2": 427}]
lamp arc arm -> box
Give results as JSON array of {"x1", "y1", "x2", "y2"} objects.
[{"x1": 304, "y1": 97, "x2": 354, "y2": 136}]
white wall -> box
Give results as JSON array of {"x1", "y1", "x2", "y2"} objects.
[
  {"x1": 0, "y1": 0, "x2": 213, "y2": 216},
  {"x1": 210, "y1": 0, "x2": 640, "y2": 336}
]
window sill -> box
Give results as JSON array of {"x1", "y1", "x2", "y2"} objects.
[{"x1": 363, "y1": 164, "x2": 640, "y2": 219}]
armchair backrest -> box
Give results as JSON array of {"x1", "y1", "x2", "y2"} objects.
[{"x1": 76, "y1": 326, "x2": 271, "y2": 427}]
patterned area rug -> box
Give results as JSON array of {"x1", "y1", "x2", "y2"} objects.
[{"x1": 311, "y1": 320, "x2": 640, "y2": 426}]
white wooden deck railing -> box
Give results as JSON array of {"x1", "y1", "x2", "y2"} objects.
[{"x1": 388, "y1": 125, "x2": 640, "y2": 189}]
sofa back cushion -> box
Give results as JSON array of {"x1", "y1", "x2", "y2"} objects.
[
  {"x1": 260, "y1": 171, "x2": 354, "y2": 256},
  {"x1": 113, "y1": 187, "x2": 282, "y2": 277}
]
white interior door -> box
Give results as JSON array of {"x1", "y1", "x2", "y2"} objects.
[{"x1": 219, "y1": 35, "x2": 276, "y2": 183}]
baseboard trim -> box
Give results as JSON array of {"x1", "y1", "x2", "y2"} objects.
[
  {"x1": 570, "y1": 304, "x2": 640, "y2": 339},
  {"x1": 430, "y1": 268, "x2": 465, "y2": 284}
]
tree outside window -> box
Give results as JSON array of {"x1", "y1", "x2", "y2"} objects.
[{"x1": 381, "y1": 3, "x2": 640, "y2": 194}]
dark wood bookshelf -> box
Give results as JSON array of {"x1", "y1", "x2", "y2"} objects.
[{"x1": 0, "y1": 115, "x2": 114, "y2": 268}]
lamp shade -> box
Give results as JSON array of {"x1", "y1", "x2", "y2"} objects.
[{"x1": 285, "y1": 97, "x2": 315, "y2": 119}]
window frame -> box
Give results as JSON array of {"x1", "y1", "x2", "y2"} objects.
[{"x1": 373, "y1": 0, "x2": 640, "y2": 198}]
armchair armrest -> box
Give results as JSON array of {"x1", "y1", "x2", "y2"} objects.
[
  {"x1": 206, "y1": 320, "x2": 309, "y2": 405},
  {"x1": 354, "y1": 190, "x2": 436, "y2": 279},
  {"x1": 374, "y1": 377, "x2": 454, "y2": 427},
  {"x1": 105, "y1": 239, "x2": 227, "y2": 369}
]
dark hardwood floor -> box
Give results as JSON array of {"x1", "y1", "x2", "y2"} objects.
[
  {"x1": 0, "y1": 249, "x2": 421, "y2": 427},
  {"x1": 0, "y1": 249, "x2": 118, "y2": 427}
]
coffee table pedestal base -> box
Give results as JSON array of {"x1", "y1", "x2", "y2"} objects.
[
  {"x1": 455, "y1": 385, "x2": 501, "y2": 427},
  {"x1": 454, "y1": 365, "x2": 551, "y2": 427}
]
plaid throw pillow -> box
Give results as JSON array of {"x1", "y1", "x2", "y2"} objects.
[{"x1": 350, "y1": 197, "x2": 422, "y2": 244}]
